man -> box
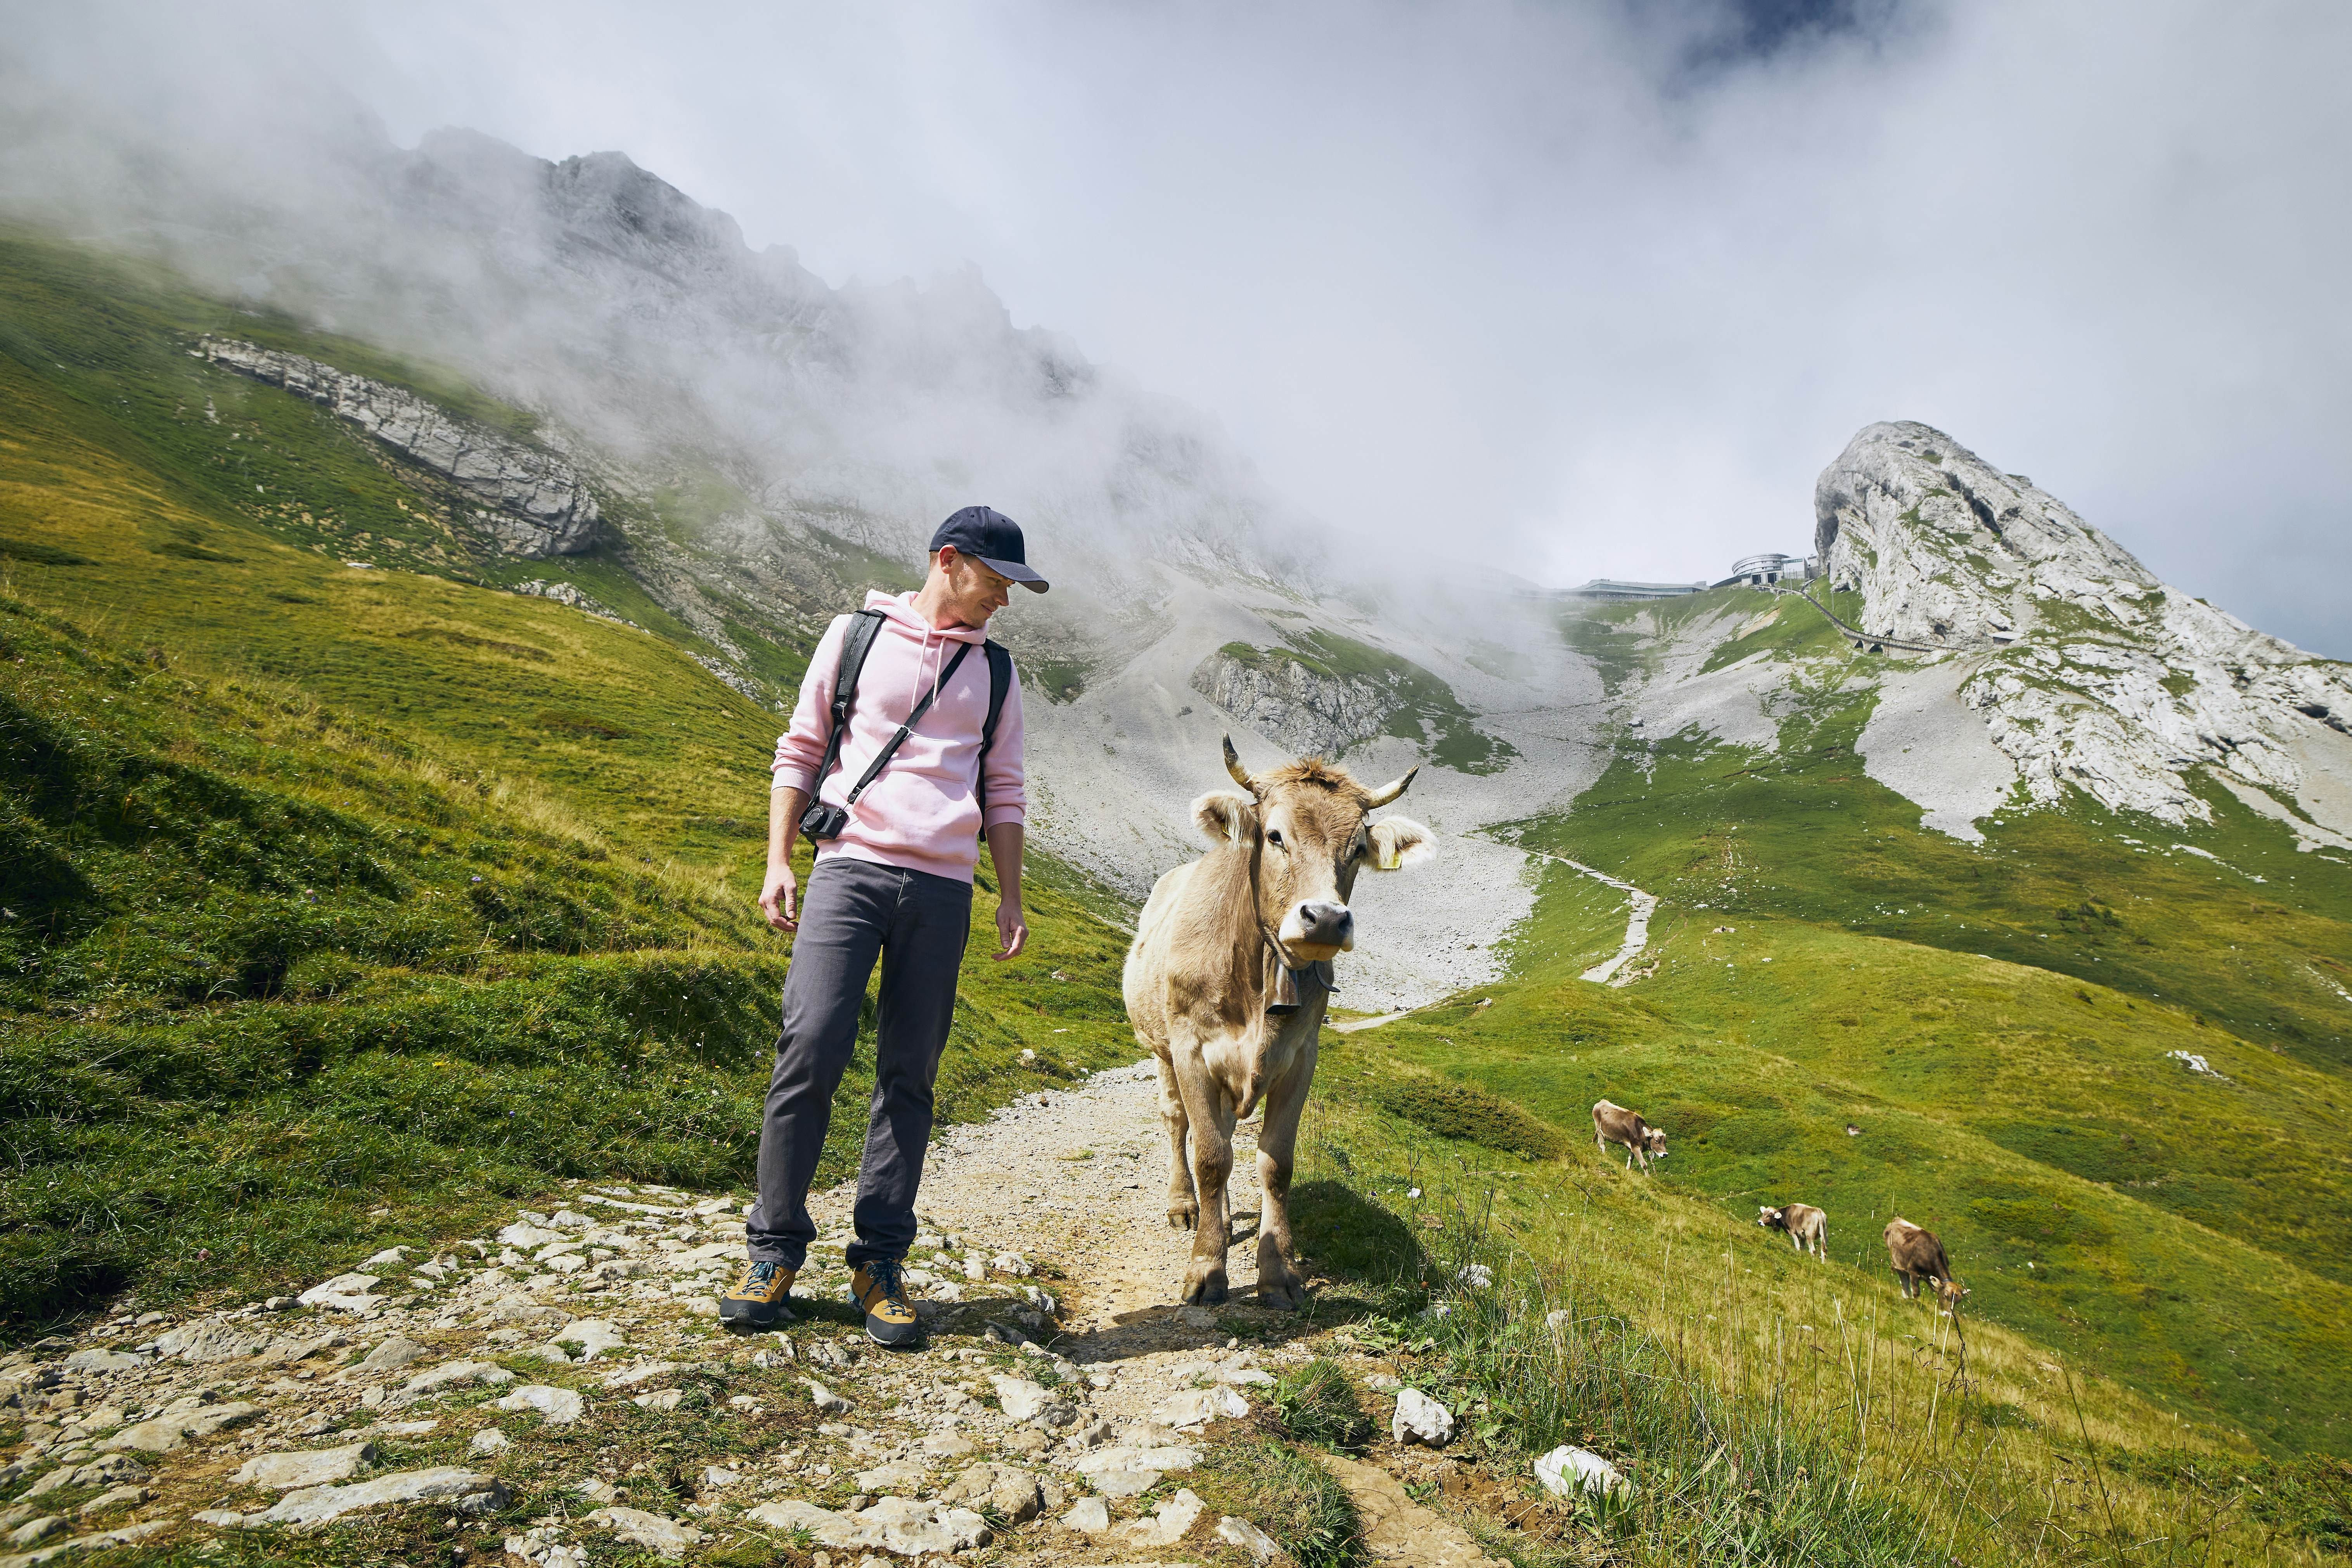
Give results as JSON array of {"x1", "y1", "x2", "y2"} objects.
[{"x1": 722, "y1": 505, "x2": 1045, "y2": 1345}]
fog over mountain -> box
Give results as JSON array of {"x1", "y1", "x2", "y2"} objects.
[{"x1": 3, "y1": 0, "x2": 2348, "y2": 654}]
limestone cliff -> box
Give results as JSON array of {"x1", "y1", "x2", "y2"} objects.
[
  {"x1": 199, "y1": 338, "x2": 600, "y2": 559},
  {"x1": 1817, "y1": 422, "x2": 2352, "y2": 829},
  {"x1": 1189, "y1": 645, "x2": 1400, "y2": 758}
]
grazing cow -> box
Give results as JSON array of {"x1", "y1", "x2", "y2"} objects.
[
  {"x1": 1884, "y1": 1217, "x2": 1967, "y2": 1309},
  {"x1": 1592, "y1": 1101, "x2": 1667, "y2": 1172},
  {"x1": 1758, "y1": 1203, "x2": 1828, "y2": 1259},
  {"x1": 1123, "y1": 739, "x2": 1433, "y2": 1308}
]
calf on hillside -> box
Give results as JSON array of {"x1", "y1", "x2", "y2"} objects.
[
  {"x1": 1592, "y1": 1100, "x2": 1667, "y2": 1173},
  {"x1": 1758, "y1": 1203, "x2": 1828, "y2": 1259},
  {"x1": 1884, "y1": 1217, "x2": 1967, "y2": 1309},
  {"x1": 1123, "y1": 739, "x2": 1433, "y2": 1309}
]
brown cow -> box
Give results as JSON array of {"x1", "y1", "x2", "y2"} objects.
[
  {"x1": 1592, "y1": 1101, "x2": 1667, "y2": 1172},
  {"x1": 1123, "y1": 739, "x2": 1432, "y2": 1309},
  {"x1": 1758, "y1": 1203, "x2": 1828, "y2": 1259},
  {"x1": 1884, "y1": 1217, "x2": 1967, "y2": 1308}
]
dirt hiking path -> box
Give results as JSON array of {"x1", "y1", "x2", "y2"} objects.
[{"x1": 4, "y1": 1059, "x2": 1507, "y2": 1568}]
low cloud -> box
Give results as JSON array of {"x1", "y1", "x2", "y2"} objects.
[{"x1": 5, "y1": 0, "x2": 2345, "y2": 651}]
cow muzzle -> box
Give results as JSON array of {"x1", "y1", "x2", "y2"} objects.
[{"x1": 1281, "y1": 900, "x2": 1354, "y2": 956}]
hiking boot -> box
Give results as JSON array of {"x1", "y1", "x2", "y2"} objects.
[
  {"x1": 718, "y1": 1259, "x2": 795, "y2": 1327},
  {"x1": 851, "y1": 1257, "x2": 924, "y2": 1348}
]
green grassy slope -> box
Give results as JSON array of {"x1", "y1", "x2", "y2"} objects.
[
  {"x1": 1330, "y1": 590, "x2": 2352, "y2": 1458},
  {"x1": 0, "y1": 234, "x2": 1138, "y2": 1330}
]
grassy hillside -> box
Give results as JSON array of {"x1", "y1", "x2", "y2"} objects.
[
  {"x1": 1331, "y1": 590, "x2": 2352, "y2": 1460},
  {"x1": 0, "y1": 232, "x2": 1139, "y2": 1329},
  {"x1": 1286, "y1": 1068, "x2": 2350, "y2": 1565}
]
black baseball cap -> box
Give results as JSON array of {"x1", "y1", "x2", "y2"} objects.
[{"x1": 929, "y1": 505, "x2": 1049, "y2": 593}]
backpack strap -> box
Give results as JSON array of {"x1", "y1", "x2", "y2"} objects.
[
  {"x1": 974, "y1": 640, "x2": 1013, "y2": 823},
  {"x1": 809, "y1": 609, "x2": 886, "y2": 798}
]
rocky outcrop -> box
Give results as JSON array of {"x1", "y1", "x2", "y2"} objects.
[
  {"x1": 1189, "y1": 647, "x2": 1397, "y2": 758},
  {"x1": 198, "y1": 338, "x2": 599, "y2": 559},
  {"x1": 1817, "y1": 422, "x2": 2352, "y2": 829}
]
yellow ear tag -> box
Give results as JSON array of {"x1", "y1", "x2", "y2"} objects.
[{"x1": 1377, "y1": 839, "x2": 1400, "y2": 870}]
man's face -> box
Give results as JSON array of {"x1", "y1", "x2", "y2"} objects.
[{"x1": 935, "y1": 547, "x2": 1014, "y2": 627}]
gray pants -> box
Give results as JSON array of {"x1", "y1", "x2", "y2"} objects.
[{"x1": 746, "y1": 856, "x2": 972, "y2": 1270}]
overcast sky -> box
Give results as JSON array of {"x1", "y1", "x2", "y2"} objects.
[{"x1": 10, "y1": 0, "x2": 2350, "y2": 654}]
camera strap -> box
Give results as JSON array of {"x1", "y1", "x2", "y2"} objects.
[{"x1": 842, "y1": 640, "x2": 972, "y2": 805}]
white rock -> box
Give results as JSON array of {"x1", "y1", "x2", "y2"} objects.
[
  {"x1": 805, "y1": 1380, "x2": 850, "y2": 1414},
  {"x1": 1535, "y1": 1444, "x2": 1631, "y2": 1499},
  {"x1": 470, "y1": 1428, "x2": 509, "y2": 1456},
  {"x1": 258, "y1": 1466, "x2": 507, "y2": 1525},
  {"x1": 294, "y1": 1274, "x2": 384, "y2": 1312},
  {"x1": 1074, "y1": 1445, "x2": 1201, "y2": 1476},
  {"x1": 358, "y1": 1336, "x2": 425, "y2": 1372},
  {"x1": 990, "y1": 1376, "x2": 1051, "y2": 1420},
  {"x1": 854, "y1": 1460, "x2": 928, "y2": 1493},
  {"x1": 1086, "y1": 1466, "x2": 1163, "y2": 1497},
  {"x1": 632, "y1": 1389, "x2": 685, "y2": 1412},
  {"x1": 1063, "y1": 1495, "x2": 1111, "y2": 1533},
  {"x1": 1218, "y1": 1514, "x2": 1281, "y2": 1563},
  {"x1": 1123, "y1": 1487, "x2": 1206, "y2": 1548},
  {"x1": 601, "y1": 1360, "x2": 682, "y2": 1389},
  {"x1": 493, "y1": 1385, "x2": 587, "y2": 1426},
  {"x1": 585, "y1": 1505, "x2": 707, "y2": 1559},
  {"x1": 364, "y1": 1247, "x2": 412, "y2": 1267},
  {"x1": 152, "y1": 1319, "x2": 269, "y2": 1363},
  {"x1": 701, "y1": 1465, "x2": 742, "y2": 1488},
  {"x1": 742, "y1": 1497, "x2": 990, "y2": 1556},
  {"x1": 1153, "y1": 1385, "x2": 1248, "y2": 1427},
  {"x1": 400, "y1": 1361, "x2": 515, "y2": 1397},
  {"x1": 552, "y1": 1319, "x2": 628, "y2": 1361},
  {"x1": 1392, "y1": 1388, "x2": 1454, "y2": 1446},
  {"x1": 234, "y1": 1442, "x2": 376, "y2": 1490},
  {"x1": 991, "y1": 1252, "x2": 1032, "y2": 1277},
  {"x1": 62, "y1": 1349, "x2": 145, "y2": 1376}
]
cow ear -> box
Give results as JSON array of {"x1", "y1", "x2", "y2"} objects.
[
  {"x1": 1193, "y1": 791, "x2": 1259, "y2": 845},
  {"x1": 1366, "y1": 816, "x2": 1435, "y2": 871}
]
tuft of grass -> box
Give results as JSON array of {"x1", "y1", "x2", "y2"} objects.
[
  {"x1": 1191, "y1": 1435, "x2": 1364, "y2": 1567},
  {"x1": 1270, "y1": 1358, "x2": 1376, "y2": 1450}
]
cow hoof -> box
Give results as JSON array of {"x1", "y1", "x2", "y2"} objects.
[
  {"x1": 1167, "y1": 1203, "x2": 1199, "y2": 1231},
  {"x1": 1180, "y1": 1267, "x2": 1229, "y2": 1306},
  {"x1": 1256, "y1": 1276, "x2": 1305, "y2": 1312}
]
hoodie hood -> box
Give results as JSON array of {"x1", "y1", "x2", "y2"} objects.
[{"x1": 865, "y1": 589, "x2": 989, "y2": 642}]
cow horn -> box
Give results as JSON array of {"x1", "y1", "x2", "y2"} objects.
[
  {"x1": 1364, "y1": 765, "x2": 1419, "y2": 807},
  {"x1": 1222, "y1": 735, "x2": 1260, "y2": 794}
]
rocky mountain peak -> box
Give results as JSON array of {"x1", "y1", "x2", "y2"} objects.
[
  {"x1": 1816, "y1": 420, "x2": 2159, "y2": 647},
  {"x1": 1816, "y1": 421, "x2": 2352, "y2": 837}
]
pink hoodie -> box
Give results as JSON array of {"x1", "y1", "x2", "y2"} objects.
[{"x1": 770, "y1": 590, "x2": 1026, "y2": 884}]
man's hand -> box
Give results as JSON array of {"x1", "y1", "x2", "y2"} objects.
[
  {"x1": 760, "y1": 860, "x2": 799, "y2": 933},
  {"x1": 762, "y1": 784, "x2": 809, "y2": 934},
  {"x1": 984, "y1": 819, "x2": 1027, "y2": 960},
  {"x1": 993, "y1": 896, "x2": 1028, "y2": 960}
]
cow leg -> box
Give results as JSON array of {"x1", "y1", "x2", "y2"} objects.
[
  {"x1": 1789, "y1": 1234, "x2": 1802, "y2": 1254},
  {"x1": 1252, "y1": 1042, "x2": 1316, "y2": 1312},
  {"x1": 1174, "y1": 1047, "x2": 1238, "y2": 1307},
  {"x1": 1155, "y1": 1054, "x2": 1198, "y2": 1231}
]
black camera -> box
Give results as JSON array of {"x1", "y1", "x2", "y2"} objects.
[{"x1": 799, "y1": 800, "x2": 849, "y2": 843}]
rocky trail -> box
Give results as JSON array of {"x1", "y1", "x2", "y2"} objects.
[{"x1": 0, "y1": 1061, "x2": 1509, "y2": 1568}]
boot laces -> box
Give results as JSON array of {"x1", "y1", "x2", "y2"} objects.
[{"x1": 864, "y1": 1256, "x2": 910, "y2": 1307}]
